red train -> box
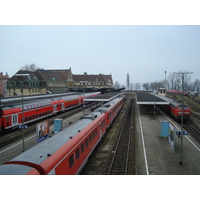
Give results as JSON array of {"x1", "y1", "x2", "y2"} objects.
[
  {"x1": 0, "y1": 96, "x2": 124, "y2": 175},
  {"x1": 0, "y1": 92, "x2": 101, "y2": 132},
  {"x1": 160, "y1": 96, "x2": 190, "y2": 121},
  {"x1": 166, "y1": 90, "x2": 188, "y2": 96}
]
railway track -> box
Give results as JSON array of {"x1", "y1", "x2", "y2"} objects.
[
  {"x1": 184, "y1": 119, "x2": 200, "y2": 142},
  {"x1": 107, "y1": 98, "x2": 135, "y2": 175}
]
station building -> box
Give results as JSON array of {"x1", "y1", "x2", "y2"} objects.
[{"x1": 6, "y1": 68, "x2": 113, "y2": 96}]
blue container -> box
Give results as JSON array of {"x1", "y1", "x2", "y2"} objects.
[
  {"x1": 54, "y1": 119, "x2": 63, "y2": 133},
  {"x1": 160, "y1": 121, "x2": 169, "y2": 137}
]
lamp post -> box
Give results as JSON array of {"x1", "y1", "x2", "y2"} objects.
[
  {"x1": 14, "y1": 74, "x2": 29, "y2": 152},
  {"x1": 174, "y1": 71, "x2": 193, "y2": 165}
]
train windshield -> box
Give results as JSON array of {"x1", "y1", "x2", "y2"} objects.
[{"x1": 178, "y1": 106, "x2": 189, "y2": 110}]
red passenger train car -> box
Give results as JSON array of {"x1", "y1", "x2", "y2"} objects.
[
  {"x1": 0, "y1": 96, "x2": 123, "y2": 175},
  {"x1": 0, "y1": 92, "x2": 101, "y2": 132},
  {"x1": 166, "y1": 90, "x2": 188, "y2": 96}
]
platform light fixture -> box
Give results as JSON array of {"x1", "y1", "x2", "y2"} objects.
[{"x1": 173, "y1": 71, "x2": 193, "y2": 165}]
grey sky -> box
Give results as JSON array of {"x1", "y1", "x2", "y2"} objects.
[{"x1": 1, "y1": 25, "x2": 200, "y2": 86}]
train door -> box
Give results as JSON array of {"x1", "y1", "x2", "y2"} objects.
[
  {"x1": 12, "y1": 114, "x2": 18, "y2": 127},
  {"x1": 62, "y1": 103, "x2": 64, "y2": 111},
  {"x1": 53, "y1": 105, "x2": 57, "y2": 114},
  {"x1": 99, "y1": 122, "x2": 102, "y2": 138}
]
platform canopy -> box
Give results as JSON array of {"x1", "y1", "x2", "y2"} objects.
[
  {"x1": 84, "y1": 92, "x2": 123, "y2": 102},
  {"x1": 136, "y1": 92, "x2": 169, "y2": 105}
]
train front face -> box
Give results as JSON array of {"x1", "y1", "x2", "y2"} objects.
[{"x1": 176, "y1": 105, "x2": 190, "y2": 121}]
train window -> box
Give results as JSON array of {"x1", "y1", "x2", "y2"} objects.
[
  {"x1": 28, "y1": 106, "x2": 31, "y2": 109},
  {"x1": 36, "y1": 114, "x2": 38, "y2": 118},
  {"x1": 81, "y1": 143, "x2": 84, "y2": 153},
  {"x1": 92, "y1": 132, "x2": 94, "y2": 139},
  {"x1": 6, "y1": 116, "x2": 9, "y2": 122},
  {"x1": 85, "y1": 138, "x2": 88, "y2": 147},
  {"x1": 89, "y1": 135, "x2": 92, "y2": 143},
  {"x1": 69, "y1": 154, "x2": 74, "y2": 168},
  {"x1": 95, "y1": 129, "x2": 97, "y2": 135},
  {"x1": 75, "y1": 148, "x2": 80, "y2": 160},
  {"x1": 184, "y1": 107, "x2": 188, "y2": 110},
  {"x1": 25, "y1": 117, "x2": 28, "y2": 122}
]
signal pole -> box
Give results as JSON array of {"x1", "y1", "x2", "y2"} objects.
[{"x1": 174, "y1": 71, "x2": 193, "y2": 165}]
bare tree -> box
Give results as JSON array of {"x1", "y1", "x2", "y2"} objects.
[
  {"x1": 130, "y1": 83, "x2": 134, "y2": 91},
  {"x1": 114, "y1": 81, "x2": 121, "y2": 89},
  {"x1": 20, "y1": 63, "x2": 40, "y2": 71},
  {"x1": 143, "y1": 82, "x2": 150, "y2": 91},
  {"x1": 167, "y1": 72, "x2": 176, "y2": 90},
  {"x1": 193, "y1": 79, "x2": 200, "y2": 93},
  {"x1": 135, "y1": 83, "x2": 141, "y2": 91}
]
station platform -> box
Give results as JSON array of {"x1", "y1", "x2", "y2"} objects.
[
  {"x1": 136, "y1": 92, "x2": 169, "y2": 105},
  {"x1": 84, "y1": 92, "x2": 123, "y2": 102},
  {"x1": 135, "y1": 104, "x2": 200, "y2": 175}
]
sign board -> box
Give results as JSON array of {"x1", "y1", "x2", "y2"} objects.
[
  {"x1": 176, "y1": 131, "x2": 188, "y2": 135},
  {"x1": 18, "y1": 124, "x2": 28, "y2": 129},
  {"x1": 36, "y1": 120, "x2": 50, "y2": 143}
]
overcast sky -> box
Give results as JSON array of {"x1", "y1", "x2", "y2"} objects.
[
  {"x1": 1, "y1": 0, "x2": 200, "y2": 87},
  {"x1": 1, "y1": 25, "x2": 200, "y2": 86}
]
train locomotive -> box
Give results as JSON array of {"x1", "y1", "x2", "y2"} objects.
[
  {"x1": 0, "y1": 92, "x2": 101, "y2": 132},
  {"x1": 0, "y1": 96, "x2": 123, "y2": 175},
  {"x1": 160, "y1": 96, "x2": 190, "y2": 121}
]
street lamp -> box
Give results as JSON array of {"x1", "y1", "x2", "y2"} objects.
[
  {"x1": 13, "y1": 73, "x2": 29, "y2": 152},
  {"x1": 174, "y1": 72, "x2": 193, "y2": 165}
]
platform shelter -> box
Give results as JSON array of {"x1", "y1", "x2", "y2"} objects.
[{"x1": 136, "y1": 92, "x2": 169, "y2": 105}]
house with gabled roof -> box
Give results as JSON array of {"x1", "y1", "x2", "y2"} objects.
[
  {"x1": 7, "y1": 68, "x2": 113, "y2": 96},
  {"x1": 73, "y1": 73, "x2": 113, "y2": 89}
]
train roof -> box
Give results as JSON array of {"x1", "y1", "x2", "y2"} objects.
[
  {"x1": 0, "y1": 92, "x2": 101, "y2": 110},
  {"x1": 0, "y1": 111, "x2": 104, "y2": 175},
  {"x1": 153, "y1": 94, "x2": 188, "y2": 107},
  {"x1": 84, "y1": 92, "x2": 123, "y2": 102},
  {"x1": 94, "y1": 96, "x2": 123, "y2": 113},
  {"x1": 0, "y1": 93, "x2": 94, "y2": 111}
]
